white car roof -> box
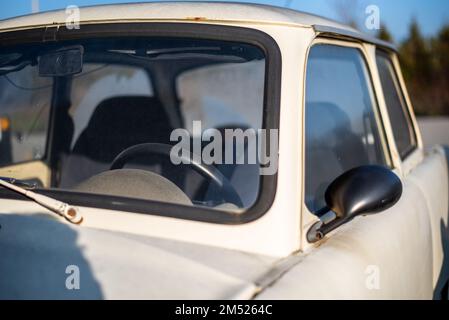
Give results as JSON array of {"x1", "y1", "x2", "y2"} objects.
[
  {"x1": 0, "y1": 2, "x2": 395, "y2": 51},
  {"x1": 0, "y1": 2, "x2": 354, "y2": 31}
]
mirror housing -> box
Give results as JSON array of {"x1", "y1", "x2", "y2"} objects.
[
  {"x1": 39, "y1": 46, "x2": 83, "y2": 77},
  {"x1": 307, "y1": 165, "x2": 402, "y2": 243}
]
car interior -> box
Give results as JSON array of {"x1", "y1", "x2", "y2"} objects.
[{"x1": 0, "y1": 37, "x2": 266, "y2": 211}]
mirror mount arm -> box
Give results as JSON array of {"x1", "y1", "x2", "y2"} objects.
[
  {"x1": 306, "y1": 165, "x2": 402, "y2": 244},
  {"x1": 306, "y1": 210, "x2": 341, "y2": 243}
]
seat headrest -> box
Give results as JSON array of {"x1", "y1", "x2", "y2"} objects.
[{"x1": 73, "y1": 95, "x2": 173, "y2": 162}]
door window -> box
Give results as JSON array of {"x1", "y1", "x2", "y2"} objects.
[{"x1": 305, "y1": 44, "x2": 387, "y2": 213}]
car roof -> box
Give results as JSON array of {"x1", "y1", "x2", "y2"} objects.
[
  {"x1": 0, "y1": 2, "x2": 396, "y2": 51},
  {"x1": 0, "y1": 2, "x2": 355, "y2": 30}
]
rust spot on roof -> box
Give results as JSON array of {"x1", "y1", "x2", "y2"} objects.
[{"x1": 186, "y1": 16, "x2": 208, "y2": 21}]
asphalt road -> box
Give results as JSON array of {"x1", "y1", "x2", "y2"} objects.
[{"x1": 417, "y1": 116, "x2": 449, "y2": 148}]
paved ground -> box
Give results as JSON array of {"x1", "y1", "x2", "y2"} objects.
[{"x1": 417, "y1": 116, "x2": 449, "y2": 147}]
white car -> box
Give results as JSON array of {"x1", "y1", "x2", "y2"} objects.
[{"x1": 0, "y1": 2, "x2": 448, "y2": 300}]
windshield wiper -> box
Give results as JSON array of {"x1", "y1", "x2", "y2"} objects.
[{"x1": 0, "y1": 177, "x2": 83, "y2": 224}]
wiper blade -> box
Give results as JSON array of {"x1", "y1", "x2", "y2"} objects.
[
  {"x1": 0, "y1": 177, "x2": 83, "y2": 224},
  {"x1": 0, "y1": 176, "x2": 37, "y2": 189}
]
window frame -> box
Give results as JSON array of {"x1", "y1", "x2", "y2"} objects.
[
  {"x1": 302, "y1": 38, "x2": 393, "y2": 215},
  {"x1": 0, "y1": 22, "x2": 282, "y2": 225},
  {"x1": 375, "y1": 49, "x2": 418, "y2": 160}
]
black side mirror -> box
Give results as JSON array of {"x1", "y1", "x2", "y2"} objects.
[{"x1": 307, "y1": 165, "x2": 402, "y2": 243}]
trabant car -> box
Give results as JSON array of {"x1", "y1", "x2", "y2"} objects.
[{"x1": 0, "y1": 2, "x2": 448, "y2": 299}]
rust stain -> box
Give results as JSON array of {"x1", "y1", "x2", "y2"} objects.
[{"x1": 186, "y1": 16, "x2": 208, "y2": 21}]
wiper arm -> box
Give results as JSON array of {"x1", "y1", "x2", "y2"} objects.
[{"x1": 0, "y1": 177, "x2": 83, "y2": 224}]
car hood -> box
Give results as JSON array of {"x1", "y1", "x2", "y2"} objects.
[{"x1": 0, "y1": 212, "x2": 278, "y2": 299}]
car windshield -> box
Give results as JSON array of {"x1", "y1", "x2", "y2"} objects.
[{"x1": 0, "y1": 35, "x2": 270, "y2": 213}]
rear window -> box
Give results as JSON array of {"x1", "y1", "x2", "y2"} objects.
[{"x1": 376, "y1": 51, "x2": 417, "y2": 158}]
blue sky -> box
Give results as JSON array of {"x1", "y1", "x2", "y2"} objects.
[{"x1": 1, "y1": 0, "x2": 448, "y2": 42}]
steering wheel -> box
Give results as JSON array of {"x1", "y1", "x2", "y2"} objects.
[{"x1": 110, "y1": 143, "x2": 243, "y2": 207}]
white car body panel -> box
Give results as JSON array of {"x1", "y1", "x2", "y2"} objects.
[
  {"x1": 259, "y1": 150, "x2": 444, "y2": 299},
  {"x1": 0, "y1": 212, "x2": 276, "y2": 299},
  {"x1": 407, "y1": 146, "x2": 449, "y2": 294},
  {"x1": 0, "y1": 2, "x2": 448, "y2": 299}
]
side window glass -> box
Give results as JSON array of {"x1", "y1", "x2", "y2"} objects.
[
  {"x1": 376, "y1": 51, "x2": 417, "y2": 158},
  {"x1": 305, "y1": 44, "x2": 387, "y2": 213}
]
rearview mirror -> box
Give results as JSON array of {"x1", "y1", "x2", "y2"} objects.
[
  {"x1": 39, "y1": 46, "x2": 83, "y2": 77},
  {"x1": 307, "y1": 165, "x2": 402, "y2": 243}
]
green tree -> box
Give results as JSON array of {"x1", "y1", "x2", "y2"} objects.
[
  {"x1": 398, "y1": 19, "x2": 438, "y2": 115},
  {"x1": 431, "y1": 25, "x2": 449, "y2": 114},
  {"x1": 400, "y1": 19, "x2": 433, "y2": 83},
  {"x1": 434, "y1": 26, "x2": 449, "y2": 81},
  {"x1": 377, "y1": 24, "x2": 393, "y2": 43}
]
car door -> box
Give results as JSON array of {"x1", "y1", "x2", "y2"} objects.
[
  {"x1": 375, "y1": 50, "x2": 449, "y2": 299},
  {"x1": 257, "y1": 39, "x2": 435, "y2": 299}
]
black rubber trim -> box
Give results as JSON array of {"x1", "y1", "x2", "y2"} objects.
[{"x1": 0, "y1": 22, "x2": 282, "y2": 225}]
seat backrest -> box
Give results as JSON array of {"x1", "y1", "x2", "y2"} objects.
[{"x1": 60, "y1": 95, "x2": 173, "y2": 188}]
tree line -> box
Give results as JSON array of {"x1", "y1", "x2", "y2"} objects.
[{"x1": 379, "y1": 22, "x2": 449, "y2": 116}]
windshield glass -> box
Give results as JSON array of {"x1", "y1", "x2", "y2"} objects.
[
  {"x1": 0, "y1": 36, "x2": 271, "y2": 213},
  {"x1": 0, "y1": 64, "x2": 52, "y2": 166}
]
